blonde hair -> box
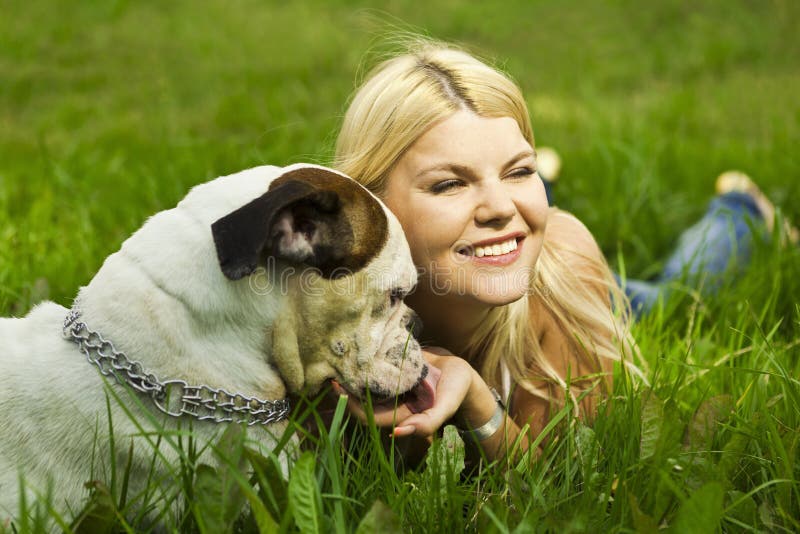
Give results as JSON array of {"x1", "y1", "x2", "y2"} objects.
[
  {"x1": 335, "y1": 44, "x2": 531, "y2": 194},
  {"x1": 334, "y1": 41, "x2": 639, "y2": 408}
]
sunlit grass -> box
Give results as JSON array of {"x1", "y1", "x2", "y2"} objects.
[{"x1": 1, "y1": 0, "x2": 798, "y2": 531}]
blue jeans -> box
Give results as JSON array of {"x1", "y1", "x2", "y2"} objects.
[
  {"x1": 540, "y1": 178, "x2": 766, "y2": 319},
  {"x1": 618, "y1": 192, "x2": 764, "y2": 318}
]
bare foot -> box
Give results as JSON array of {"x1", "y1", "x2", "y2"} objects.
[
  {"x1": 536, "y1": 146, "x2": 562, "y2": 183},
  {"x1": 715, "y1": 170, "x2": 798, "y2": 245}
]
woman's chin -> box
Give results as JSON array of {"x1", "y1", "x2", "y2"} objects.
[
  {"x1": 440, "y1": 284, "x2": 530, "y2": 308},
  {"x1": 471, "y1": 290, "x2": 529, "y2": 307},
  {"x1": 468, "y1": 273, "x2": 534, "y2": 306}
]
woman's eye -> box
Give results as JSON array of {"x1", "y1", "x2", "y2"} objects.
[
  {"x1": 506, "y1": 167, "x2": 535, "y2": 179},
  {"x1": 429, "y1": 179, "x2": 464, "y2": 194}
]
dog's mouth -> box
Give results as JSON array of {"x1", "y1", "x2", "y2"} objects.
[{"x1": 330, "y1": 364, "x2": 441, "y2": 415}]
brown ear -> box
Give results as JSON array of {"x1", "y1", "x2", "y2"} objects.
[{"x1": 211, "y1": 166, "x2": 388, "y2": 280}]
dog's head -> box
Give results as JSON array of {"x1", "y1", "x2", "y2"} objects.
[{"x1": 211, "y1": 165, "x2": 435, "y2": 413}]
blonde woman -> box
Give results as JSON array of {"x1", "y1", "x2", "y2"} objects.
[{"x1": 330, "y1": 42, "x2": 781, "y2": 460}]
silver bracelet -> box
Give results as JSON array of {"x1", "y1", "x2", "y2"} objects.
[{"x1": 458, "y1": 387, "x2": 506, "y2": 442}]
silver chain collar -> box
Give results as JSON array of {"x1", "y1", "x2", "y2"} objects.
[{"x1": 62, "y1": 309, "x2": 290, "y2": 426}]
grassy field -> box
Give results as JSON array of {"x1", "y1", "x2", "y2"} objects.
[{"x1": 1, "y1": 0, "x2": 799, "y2": 531}]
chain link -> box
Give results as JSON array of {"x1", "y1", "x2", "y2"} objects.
[{"x1": 62, "y1": 309, "x2": 290, "y2": 426}]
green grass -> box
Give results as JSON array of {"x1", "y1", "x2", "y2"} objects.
[{"x1": 1, "y1": 0, "x2": 799, "y2": 531}]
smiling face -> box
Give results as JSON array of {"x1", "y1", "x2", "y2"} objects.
[{"x1": 382, "y1": 110, "x2": 549, "y2": 309}]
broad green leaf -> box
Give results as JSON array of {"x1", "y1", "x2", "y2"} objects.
[
  {"x1": 726, "y1": 490, "x2": 757, "y2": 528},
  {"x1": 719, "y1": 413, "x2": 757, "y2": 481},
  {"x1": 245, "y1": 446, "x2": 289, "y2": 521},
  {"x1": 684, "y1": 395, "x2": 733, "y2": 450},
  {"x1": 70, "y1": 480, "x2": 118, "y2": 534},
  {"x1": 214, "y1": 425, "x2": 248, "y2": 525},
  {"x1": 669, "y1": 482, "x2": 724, "y2": 534},
  {"x1": 758, "y1": 501, "x2": 776, "y2": 530},
  {"x1": 355, "y1": 500, "x2": 402, "y2": 534},
  {"x1": 214, "y1": 424, "x2": 247, "y2": 471},
  {"x1": 242, "y1": 445, "x2": 287, "y2": 534},
  {"x1": 289, "y1": 451, "x2": 321, "y2": 534},
  {"x1": 441, "y1": 425, "x2": 466, "y2": 476},
  {"x1": 425, "y1": 425, "x2": 466, "y2": 500},
  {"x1": 718, "y1": 433, "x2": 747, "y2": 478},
  {"x1": 192, "y1": 426, "x2": 249, "y2": 533},
  {"x1": 193, "y1": 464, "x2": 224, "y2": 532},
  {"x1": 193, "y1": 464, "x2": 237, "y2": 534},
  {"x1": 575, "y1": 423, "x2": 598, "y2": 475},
  {"x1": 640, "y1": 392, "x2": 662, "y2": 460},
  {"x1": 682, "y1": 396, "x2": 733, "y2": 491},
  {"x1": 628, "y1": 492, "x2": 658, "y2": 533},
  {"x1": 243, "y1": 490, "x2": 280, "y2": 534}
]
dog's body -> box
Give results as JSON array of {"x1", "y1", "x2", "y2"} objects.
[{"x1": 0, "y1": 164, "x2": 433, "y2": 520}]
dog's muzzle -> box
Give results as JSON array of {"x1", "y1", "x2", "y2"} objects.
[{"x1": 404, "y1": 310, "x2": 424, "y2": 338}]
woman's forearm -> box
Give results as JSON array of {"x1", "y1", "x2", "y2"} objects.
[{"x1": 457, "y1": 368, "x2": 537, "y2": 462}]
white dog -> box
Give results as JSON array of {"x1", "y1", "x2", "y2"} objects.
[{"x1": 0, "y1": 164, "x2": 437, "y2": 521}]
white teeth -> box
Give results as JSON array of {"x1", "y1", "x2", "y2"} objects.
[{"x1": 472, "y1": 238, "x2": 518, "y2": 257}]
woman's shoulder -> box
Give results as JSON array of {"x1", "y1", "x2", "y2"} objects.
[
  {"x1": 535, "y1": 207, "x2": 613, "y2": 310},
  {"x1": 526, "y1": 208, "x2": 619, "y2": 394},
  {"x1": 543, "y1": 207, "x2": 604, "y2": 263}
]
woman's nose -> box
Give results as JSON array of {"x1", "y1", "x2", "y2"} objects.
[{"x1": 474, "y1": 183, "x2": 516, "y2": 225}]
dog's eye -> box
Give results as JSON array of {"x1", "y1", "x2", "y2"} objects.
[{"x1": 389, "y1": 288, "x2": 406, "y2": 306}]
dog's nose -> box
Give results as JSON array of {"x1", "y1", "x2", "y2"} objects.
[{"x1": 404, "y1": 310, "x2": 424, "y2": 337}]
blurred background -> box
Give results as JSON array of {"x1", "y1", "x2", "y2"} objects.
[{"x1": 1, "y1": 0, "x2": 799, "y2": 314}]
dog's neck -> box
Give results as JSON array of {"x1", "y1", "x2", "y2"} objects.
[{"x1": 74, "y1": 251, "x2": 289, "y2": 400}]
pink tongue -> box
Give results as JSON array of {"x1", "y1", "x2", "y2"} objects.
[{"x1": 406, "y1": 365, "x2": 441, "y2": 414}]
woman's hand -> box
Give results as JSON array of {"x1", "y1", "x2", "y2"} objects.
[
  {"x1": 391, "y1": 348, "x2": 477, "y2": 437},
  {"x1": 340, "y1": 347, "x2": 501, "y2": 439}
]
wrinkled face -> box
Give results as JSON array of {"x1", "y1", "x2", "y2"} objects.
[
  {"x1": 292, "y1": 216, "x2": 432, "y2": 410},
  {"x1": 383, "y1": 110, "x2": 549, "y2": 307},
  {"x1": 212, "y1": 164, "x2": 434, "y2": 411}
]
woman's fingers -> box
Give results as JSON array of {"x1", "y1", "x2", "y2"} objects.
[
  {"x1": 392, "y1": 355, "x2": 475, "y2": 437},
  {"x1": 342, "y1": 394, "x2": 415, "y2": 427},
  {"x1": 392, "y1": 424, "x2": 416, "y2": 437},
  {"x1": 338, "y1": 347, "x2": 479, "y2": 437},
  {"x1": 332, "y1": 378, "x2": 414, "y2": 427}
]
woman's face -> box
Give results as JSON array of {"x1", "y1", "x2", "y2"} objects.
[{"x1": 382, "y1": 110, "x2": 549, "y2": 308}]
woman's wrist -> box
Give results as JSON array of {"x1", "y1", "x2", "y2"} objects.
[
  {"x1": 458, "y1": 394, "x2": 504, "y2": 441},
  {"x1": 456, "y1": 369, "x2": 504, "y2": 432}
]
